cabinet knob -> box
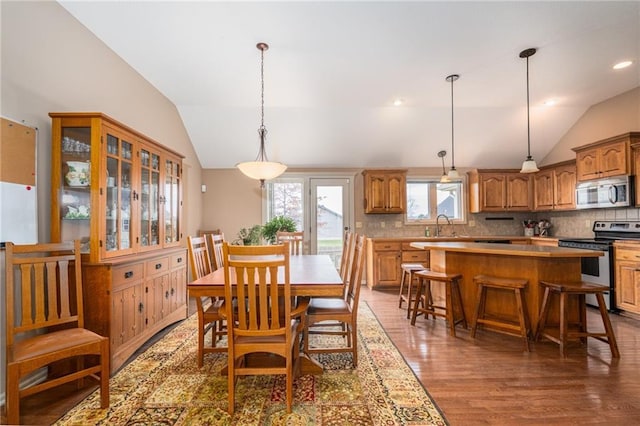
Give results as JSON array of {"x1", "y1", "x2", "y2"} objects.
[
  {"x1": 138, "y1": 302, "x2": 144, "y2": 313},
  {"x1": 155, "y1": 263, "x2": 162, "y2": 269},
  {"x1": 165, "y1": 291, "x2": 170, "y2": 299},
  {"x1": 124, "y1": 271, "x2": 134, "y2": 279},
  {"x1": 177, "y1": 257, "x2": 182, "y2": 263}
]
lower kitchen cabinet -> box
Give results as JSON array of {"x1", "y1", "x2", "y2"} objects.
[
  {"x1": 614, "y1": 242, "x2": 640, "y2": 316},
  {"x1": 81, "y1": 248, "x2": 188, "y2": 373},
  {"x1": 366, "y1": 239, "x2": 429, "y2": 289}
]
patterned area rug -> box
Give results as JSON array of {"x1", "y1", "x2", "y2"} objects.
[{"x1": 55, "y1": 302, "x2": 447, "y2": 425}]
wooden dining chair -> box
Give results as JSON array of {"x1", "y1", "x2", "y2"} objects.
[
  {"x1": 304, "y1": 234, "x2": 367, "y2": 367},
  {"x1": 187, "y1": 236, "x2": 226, "y2": 368},
  {"x1": 222, "y1": 241, "x2": 301, "y2": 414},
  {"x1": 339, "y1": 230, "x2": 356, "y2": 283},
  {"x1": 276, "y1": 231, "x2": 304, "y2": 255},
  {"x1": 205, "y1": 232, "x2": 225, "y2": 270},
  {"x1": 4, "y1": 240, "x2": 109, "y2": 425}
]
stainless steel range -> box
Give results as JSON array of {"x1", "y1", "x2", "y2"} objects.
[{"x1": 558, "y1": 220, "x2": 640, "y2": 312}]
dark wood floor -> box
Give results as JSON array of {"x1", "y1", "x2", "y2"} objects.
[{"x1": 4, "y1": 288, "x2": 640, "y2": 425}]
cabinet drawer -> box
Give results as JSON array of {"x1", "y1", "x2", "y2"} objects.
[
  {"x1": 373, "y1": 242, "x2": 401, "y2": 251},
  {"x1": 112, "y1": 263, "x2": 144, "y2": 286},
  {"x1": 146, "y1": 257, "x2": 169, "y2": 275},
  {"x1": 170, "y1": 252, "x2": 186, "y2": 269},
  {"x1": 402, "y1": 251, "x2": 428, "y2": 263},
  {"x1": 615, "y1": 247, "x2": 640, "y2": 262}
]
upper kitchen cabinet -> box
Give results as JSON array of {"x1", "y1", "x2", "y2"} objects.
[
  {"x1": 50, "y1": 112, "x2": 184, "y2": 263},
  {"x1": 628, "y1": 133, "x2": 640, "y2": 206},
  {"x1": 533, "y1": 160, "x2": 576, "y2": 211},
  {"x1": 363, "y1": 169, "x2": 407, "y2": 214},
  {"x1": 572, "y1": 133, "x2": 636, "y2": 182},
  {"x1": 468, "y1": 170, "x2": 531, "y2": 212}
]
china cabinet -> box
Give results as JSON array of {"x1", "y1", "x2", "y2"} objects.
[
  {"x1": 362, "y1": 169, "x2": 407, "y2": 214},
  {"x1": 468, "y1": 170, "x2": 531, "y2": 212},
  {"x1": 572, "y1": 133, "x2": 635, "y2": 182},
  {"x1": 49, "y1": 112, "x2": 187, "y2": 373}
]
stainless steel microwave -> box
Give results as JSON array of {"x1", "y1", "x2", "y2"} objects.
[{"x1": 575, "y1": 176, "x2": 634, "y2": 209}]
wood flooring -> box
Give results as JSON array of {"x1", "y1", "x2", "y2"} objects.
[{"x1": 3, "y1": 288, "x2": 640, "y2": 425}]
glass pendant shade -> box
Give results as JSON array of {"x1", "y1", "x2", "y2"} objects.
[
  {"x1": 520, "y1": 157, "x2": 539, "y2": 173},
  {"x1": 447, "y1": 168, "x2": 460, "y2": 179}
]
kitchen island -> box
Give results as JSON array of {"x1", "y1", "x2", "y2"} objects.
[{"x1": 409, "y1": 241, "x2": 604, "y2": 330}]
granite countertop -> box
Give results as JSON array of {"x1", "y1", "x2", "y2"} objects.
[
  {"x1": 410, "y1": 241, "x2": 602, "y2": 258},
  {"x1": 367, "y1": 236, "x2": 558, "y2": 242}
]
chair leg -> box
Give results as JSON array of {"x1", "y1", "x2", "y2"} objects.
[
  {"x1": 7, "y1": 366, "x2": 20, "y2": 425},
  {"x1": 559, "y1": 292, "x2": 568, "y2": 357},
  {"x1": 398, "y1": 270, "x2": 407, "y2": 309},
  {"x1": 351, "y1": 322, "x2": 358, "y2": 367},
  {"x1": 470, "y1": 284, "x2": 486, "y2": 338},
  {"x1": 445, "y1": 283, "x2": 456, "y2": 337},
  {"x1": 423, "y1": 281, "x2": 433, "y2": 320},
  {"x1": 410, "y1": 277, "x2": 424, "y2": 326},
  {"x1": 514, "y1": 288, "x2": 531, "y2": 352},
  {"x1": 535, "y1": 287, "x2": 551, "y2": 341},
  {"x1": 596, "y1": 293, "x2": 620, "y2": 358},
  {"x1": 101, "y1": 340, "x2": 110, "y2": 408}
]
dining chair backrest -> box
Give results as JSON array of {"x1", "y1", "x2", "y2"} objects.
[
  {"x1": 276, "y1": 231, "x2": 304, "y2": 255},
  {"x1": 346, "y1": 234, "x2": 367, "y2": 312},
  {"x1": 6, "y1": 240, "x2": 85, "y2": 346},
  {"x1": 205, "y1": 232, "x2": 225, "y2": 270},
  {"x1": 222, "y1": 241, "x2": 291, "y2": 336},
  {"x1": 339, "y1": 230, "x2": 356, "y2": 283},
  {"x1": 187, "y1": 235, "x2": 212, "y2": 280}
]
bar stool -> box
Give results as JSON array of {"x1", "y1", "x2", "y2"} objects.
[
  {"x1": 470, "y1": 275, "x2": 531, "y2": 351},
  {"x1": 398, "y1": 263, "x2": 428, "y2": 319},
  {"x1": 536, "y1": 280, "x2": 620, "y2": 358},
  {"x1": 410, "y1": 270, "x2": 467, "y2": 337}
]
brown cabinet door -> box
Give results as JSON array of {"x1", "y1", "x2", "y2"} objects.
[
  {"x1": 554, "y1": 164, "x2": 576, "y2": 210},
  {"x1": 576, "y1": 148, "x2": 600, "y2": 181},
  {"x1": 363, "y1": 170, "x2": 407, "y2": 213},
  {"x1": 480, "y1": 174, "x2": 506, "y2": 210},
  {"x1": 367, "y1": 174, "x2": 387, "y2": 212},
  {"x1": 375, "y1": 251, "x2": 402, "y2": 286},
  {"x1": 385, "y1": 172, "x2": 406, "y2": 213},
  {"x1": 616, "y1": 260, "x2": 640, "y2": 313},
  {"x1": 599, "y1": 140, "x2": 627, "y2": 177},
  {"x1": 506, "y1": 174, "x2": 531, "y2": 210},
  {"x1": 533, "y1": 170, "x2": 554, "y2": 211},
  {"x1": 635, "y1": 148, "x2": 640, "y2": 206}
]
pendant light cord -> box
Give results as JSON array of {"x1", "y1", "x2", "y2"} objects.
[
  {"x1": 450, "y1": 77, "x2": 455, "y2": 169},
  {"x1": 526, "y1": 54, "x2": 531, "y2": 159}
]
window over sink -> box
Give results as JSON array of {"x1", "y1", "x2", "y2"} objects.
[{"x1": 406, "y1": 177, "x2": 466, "y2": 224}]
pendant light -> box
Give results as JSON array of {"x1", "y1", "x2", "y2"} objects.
[
  {"x1": 438, "y1": 150, "x2": 450, "y2": 183},
  {"x1": 519, "y1": 47, "x2": 539, "y2": 173},
  {"x1": 446, "y1": 74, "x2": 460, "y2": 179},
  {"x1": 236, "y1": 42, "x2": 287, "y2": 187}
]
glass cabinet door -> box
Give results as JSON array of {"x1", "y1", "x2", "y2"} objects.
[
  {"x1": 139, "y1": 147, "x2": 161, "y2": 249},
  {"x1": 104, "y1": 131, "x2": 134, "y2": 256},
  {"x1": 164, "y1": 158, "x2": 181, "y2": 245},
  {"x1": 60, "y1": 127, "x2": 92, "y2": 253}
]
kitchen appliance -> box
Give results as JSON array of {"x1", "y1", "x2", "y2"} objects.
[
  {"x1": 558, "y1": 220, "x2": 640, "y2": 311},
  {"x1": 575, "y1": 176, "x2": 634, "y2": 209}
]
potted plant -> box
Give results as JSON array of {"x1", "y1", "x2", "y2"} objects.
[
  {"x1": 261, "y1": 216, "x2": 297, "y2": 244},
  {"x1": 233, "y1": 225, "x2": 263, "y2": 245}
]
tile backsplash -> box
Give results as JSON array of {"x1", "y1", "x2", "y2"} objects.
[{"x1": 359, "y1": 207, "x2": 640, "y2": 239}]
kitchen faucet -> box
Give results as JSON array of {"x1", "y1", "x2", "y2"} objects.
[{"x1": 435, "y1": 214, "x2": 452, "y2": 237}]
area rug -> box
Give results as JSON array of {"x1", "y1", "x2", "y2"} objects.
[{"x1": 54, "y1": 302, "x2": 447, "y2": 425}]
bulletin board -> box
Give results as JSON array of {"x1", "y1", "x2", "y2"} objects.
[{"x1": 1, "y1": 117, "x2": 36, "y2": 185}]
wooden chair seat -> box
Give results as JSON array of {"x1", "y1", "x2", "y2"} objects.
[
  {"x1": 307, "y1": 298, "x2": 350, "y2": 315},
  {"x1": 12, "y1": 328, "x2": 106, "y2": 361},
  {"x1": 470, "y1": 275, "x2": 531, "y2": 351},
  {"x1": 410, "y1": 270, "x2": 467, "y2": 337},
  {"x1": 536, "y1": 280, "x2": 619, "y2": 358}
]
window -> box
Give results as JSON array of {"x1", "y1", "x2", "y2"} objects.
[
  {"x1": 406, "y1": 177, "x2": 465, "y2": 223},
  {"x1": 264, "y1": 179, "x2": 304, "y2": 231}
]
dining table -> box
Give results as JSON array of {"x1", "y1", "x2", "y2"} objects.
[{"x1": 188, "y1": 254, "x2": 345, "y2": 375}]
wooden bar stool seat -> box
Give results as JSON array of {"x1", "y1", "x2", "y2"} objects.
[
  {"x1": 410, "y1": 270, "x2": 467, "y2": 337},
  {"x1": 535, "y1": 281, "x2": 619, "y2": 358},
  {"x1": 470, "y1": 275, "x2": 531, "y2": 351},
  {"x1": 398, "y1": 263, "x2": 428, "y2": 319}
]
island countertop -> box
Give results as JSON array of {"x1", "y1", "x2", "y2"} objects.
[{"x1": 410, "y1": 241, "x2": 602, "y2": 258}]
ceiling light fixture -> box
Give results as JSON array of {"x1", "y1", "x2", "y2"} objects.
[
  {"x1": 438, "y1": 150, "x2": 450, "y2": 183},
  {"x1": 519, "y1": 47, "x2": 539, "y2": 174},
  {"x1": 613, "y1": 60, "x2": 632, "y2": 70},
  {"x1": 446, "y1": 74, "x2": 460, "y2": 180},
  {"x1": 236, "y1": 42, "x2": 287, "y2": 187},
  {"x1": 393, "y1": 98, "x2": 404, "y2": 106}
]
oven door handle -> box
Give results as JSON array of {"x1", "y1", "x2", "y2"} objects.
[{"x1": 608, "y1": 185, "x2": 618, "y2": 204}]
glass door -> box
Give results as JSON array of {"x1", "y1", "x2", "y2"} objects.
[
  {"x1": 309, "y1": 178, "x2": 351, "y2": 269},
  {"x1": 139, "y1": 146, "x2": 161, "y2": 250},
  {"x1": 163, "y1": 157, "x2": 181, "y2": 246}
]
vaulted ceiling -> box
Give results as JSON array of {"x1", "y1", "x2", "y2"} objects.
[{"x1": 59, "y1": 1, "x2": 639, "y2": 170}]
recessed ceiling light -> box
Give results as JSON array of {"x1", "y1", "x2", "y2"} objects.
[
  {"x1": 544, "y1": 99, "x2": 556, "y2": 106},
  {"x1": 613, "y1": 61, "x2": 633, "y2": 70},
  {"x1": 393, "y1": 98, "x2": 404, "y2": 106}
]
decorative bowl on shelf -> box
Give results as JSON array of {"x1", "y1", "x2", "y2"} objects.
[{"x1": 65, "y1": 161, "x2": 90, "y2": 187}]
